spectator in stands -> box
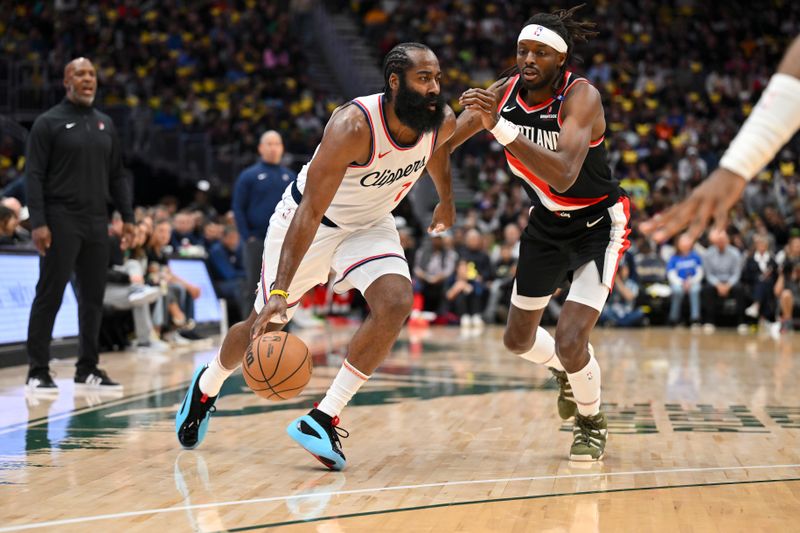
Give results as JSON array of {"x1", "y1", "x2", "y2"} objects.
[
  {"x1": 459, "y1": 228, "x2": 493, "y2": 284},
  {"x1": 635, "y1": 240, "x2": 668, "y2": 286},
  {"x1": 0, "y1": 205, "x2": 21, "y2": 246},
  {"x1": 776, "y1": 256, "x2": 800, "y2": 333},
  {"x1": 103, "y1": 221, "x2": 163, "y2": 351},
  {"x1": 201, "y1": 219, "x2": 224, "y2": 249},
  {"x1": 745, "y1": 176, "x2": 781, "y2": 215},
  {"x1": 414, "y1": 233, "x2": 458, "y2": 315},
  {"x1": 633, "y1": 240, "x2": 670, "y2": 323},
  {"x1": 764, "y1": 206, "x2": 791, "y2": 249},
  {"x1": 455, "y1": 229, "x2": 492, "y2": 327},
  {"x1": 600, "y1": 257, "x2": 645, "y2": 327},
  {"x1": 232, "y1": 130, "x2": 296, "y2": 310},
  {"x1": 208, "y1": 226, "x2": 246, "y2": 323},
  {"x1": 1, "y1": 175, "x2": 26, "y2": 204},
  {"x1": 490, "y1": 223, "x2": 521, "y2": 263},
  {"x1": 170, "y1": 210, "x2": 204, "y2": 253},
  {"x1": 620, "y1": 168, "x2": 651, "y2": 212},
  {"x1": 396, "y1": 225, "x2": 419, "y2": 280},
  {"x1": 677, "y1": 146, "x2": 708, "y2": 190},
  {"x1": 742, "y1": 234, "x2": 778, "y2": 323},
  {"x1": 777, "y1": 234, "x2": 800, "y2": 268},
  {"x1": 1, "y1": 196, "x2": 27, "y2": 233},
  {"x1": 667, "y1": 234, "x2": 704, "y2": 326},
  {"x1": 483, "y1": 243, "x2": 517, "y2": 324},
  {"x1": 775, "y1": 236, "x2": 800, "y2": 333},
  {"x1": 701, "y1": 231, "x2": 745, "y2": 331},
  {"x1": 446, "y1": 260, "x2": 484, "y2": 329},
  {"x1": 146, "y1": 218, "x2": 202, "y2": 343}
]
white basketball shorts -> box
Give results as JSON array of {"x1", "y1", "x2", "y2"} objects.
[{"x1": 255, "y1": 196, "x2": 410, "y2": 323}]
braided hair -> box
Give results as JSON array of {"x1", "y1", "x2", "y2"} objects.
[
  {"x1": 383, "y1": 42, "x2": 432, "y2": 101},
  {"x1": 500, "y1": 4, "x2": 598, "y2": 92}
]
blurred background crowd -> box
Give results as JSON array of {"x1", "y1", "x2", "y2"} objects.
[{"x1": 1, "y1": 0, "x2": 799, "y2": 345}]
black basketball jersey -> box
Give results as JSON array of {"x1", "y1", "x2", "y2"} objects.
[{"x1": 498, "y1": 71, "x2": 620, "y2": 217}]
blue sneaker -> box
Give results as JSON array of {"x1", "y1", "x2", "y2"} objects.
[
  {"x1": 175, "y1": 365, "x2": 218, "y2": 449},
  {"x1": 286, "y1": 408, "x2": 349, "y2": 471}
]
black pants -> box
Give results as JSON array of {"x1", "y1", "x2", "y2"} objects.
[
  {"x1": 243, "y1": 238, "x2": 264, "y2": 312},
  {"x1": 450, "y1": 288, "x2": 483, "y2": 317},
  {"x1": 27, "y1": 214, "x2": 109, "y2": 375},
  {"x1": 701, "y1": 283, "x2": 744, "y2": 325},
  {"x1": 421, "y1": 280, "x2": 446, "y2": 313}
]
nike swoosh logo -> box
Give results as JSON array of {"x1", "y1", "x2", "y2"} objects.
[
  {"x1": 65, "y1": 123, "x2": 76, "y2": 129},
  {"x1": 502, "y1": 105, "x2": 517, "y2": 112},
  {"x1": 586, "y1": 216, "x2": 604, "y2": 228},
  {"x1": 378, "y1": 150, "x2": 392, "y2": 159}
]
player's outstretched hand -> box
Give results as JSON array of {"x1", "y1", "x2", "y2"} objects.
[
  {"x1": 459, "y1": 88, "x2": 499, "y2": 130},
  {"x1": 428, "y1": 201, "x2": 455, "y2": 234},
  {"x1": 640, "y1": 167, "x2": 746, "y2": 243},
  {"x1": 250, "y1": 295, "x2": 289, "y2": 340}
]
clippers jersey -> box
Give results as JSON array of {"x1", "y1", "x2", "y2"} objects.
[
  {"x1": 291, "y1": 93, "x2": 437, "y2": 231},
  {"x1": 497, "y1": 71, "x2": 620, "y2": 216}
]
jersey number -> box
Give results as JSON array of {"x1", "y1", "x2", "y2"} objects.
[{"x1": 394, "y1": 182, "x2": 412, "y2": 202}]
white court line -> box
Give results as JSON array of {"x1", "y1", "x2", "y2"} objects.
[{"x1": 1, "y1": 463, "x2": 799, "y2": 531}]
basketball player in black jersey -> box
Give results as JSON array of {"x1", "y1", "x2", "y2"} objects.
[{"x1": 450, "y1": 6, "x2": 630, "y2": 461}]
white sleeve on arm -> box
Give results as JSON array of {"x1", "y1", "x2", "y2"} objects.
[{"x1": 719, "y1": 73, "x2": 800, "y2": 180}]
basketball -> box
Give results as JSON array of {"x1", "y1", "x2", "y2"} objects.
[{"x1": 242, "y1": 332, "x2": 312, "y2": 400}]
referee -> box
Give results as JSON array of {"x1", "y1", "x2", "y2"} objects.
[{"x1": 24, "y1": 57, "x2": 134, "y2": 392}]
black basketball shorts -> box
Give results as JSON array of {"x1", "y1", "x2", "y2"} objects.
[{"x1": 512, "y1": 196, "x2": 631, "y2": 312}]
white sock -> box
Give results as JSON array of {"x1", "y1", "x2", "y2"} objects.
[
  {"x1": 517, "y1": 327, "x2": 565, "y2": 371},
  {"x1": 567, "y1": 353, "x2": 602, "y2": 416},
  {"x1": 317, "y1": 359, "x2": 370, "y2": 418},
  {"x1": 199, "y1": 353, "x2": 236, "y2": 397}
]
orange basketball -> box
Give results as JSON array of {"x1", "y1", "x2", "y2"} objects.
[{"x1": 242, "y1": 331, "x2": 312, "y2": 400}]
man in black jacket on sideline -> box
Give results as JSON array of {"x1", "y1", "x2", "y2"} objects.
[{"x1": 25, "y1": 57, "x2": 134, "y2": 392}]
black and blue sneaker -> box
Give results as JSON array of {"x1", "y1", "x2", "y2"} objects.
[
  {"x1": 175, "y1": 365, "x2": 218, "y2": 449},
  {"x1": 287, "y1": 407, "x2": 349, "y2": 471}
]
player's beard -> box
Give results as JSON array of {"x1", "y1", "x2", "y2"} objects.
[{"x1": 392, "y1": 76, "x2": 445, "y2": 133}]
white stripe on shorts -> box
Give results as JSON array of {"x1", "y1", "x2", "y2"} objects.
[{"x1": 511, "y1": 280, "x2": 551, "y2": 310}]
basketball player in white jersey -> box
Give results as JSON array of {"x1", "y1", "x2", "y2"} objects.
[
  {"x1": 450, "y1": 7, "x2": 622, "y2": 461},
  {"x1": 176, "y1": 43, "x2": 457, "y2": 470},
  {"x1": 642, "y1": 34, "x2": 800, "y2": 241}
]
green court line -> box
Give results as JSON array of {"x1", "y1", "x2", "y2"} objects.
[{"x1": 225, "y1": 476, "x2": 800, "y2": 531}]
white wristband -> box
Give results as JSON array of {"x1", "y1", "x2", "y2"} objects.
[
  {"x1": 719, "y1": 73, "x2": 800, "y2": 181},
  {"x1": 490, "y1": 117, "x2": 520, "y2": 146}
]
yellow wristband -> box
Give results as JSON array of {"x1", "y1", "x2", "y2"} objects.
[{"x1": 269, "y1": 289, "x2": 289, "y2": 299}]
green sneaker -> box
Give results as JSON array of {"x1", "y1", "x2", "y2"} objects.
[
  {"x1": 550, "y1": 368, "x2": 577, "y2": 420},
  {"x1": 570, "y1": 412, "x2": 607, "y2": 461}
]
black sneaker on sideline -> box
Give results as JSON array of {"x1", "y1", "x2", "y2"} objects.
[
  {"x1": 178, "y1": 328, "x2": 205, "y2": 341},
  {"x1": 74, "y1": 368, "x2": 123, "y2": 391},
  {"x1": 26, "y1": 370, "x2": 58, "y2": 394}
]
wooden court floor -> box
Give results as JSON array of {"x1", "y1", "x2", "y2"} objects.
[{"x1": 1, "y1": 325, "x2": 800, "y2": 532}]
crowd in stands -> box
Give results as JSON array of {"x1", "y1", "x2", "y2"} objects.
[
  {"x1": 1, "y1": 0, "x2": 335, "y2": 165},
  {"x1": 2, "y1": 0, "x2": 800, "y2": 343},
  {"x1": 345, "y1": 0, "x2": 800, "y2": 334}
]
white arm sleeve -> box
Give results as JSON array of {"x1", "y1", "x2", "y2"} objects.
[{"x1": 719, "y1": 73, "x2": 800, "y2": 181}]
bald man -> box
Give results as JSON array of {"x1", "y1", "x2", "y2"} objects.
[
  {"x1": 24, "y1": 57, "x2": 134, "y2": 392},
  {"x1": 232, "y1": 130, "x2": 296, "y2": 309}
]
